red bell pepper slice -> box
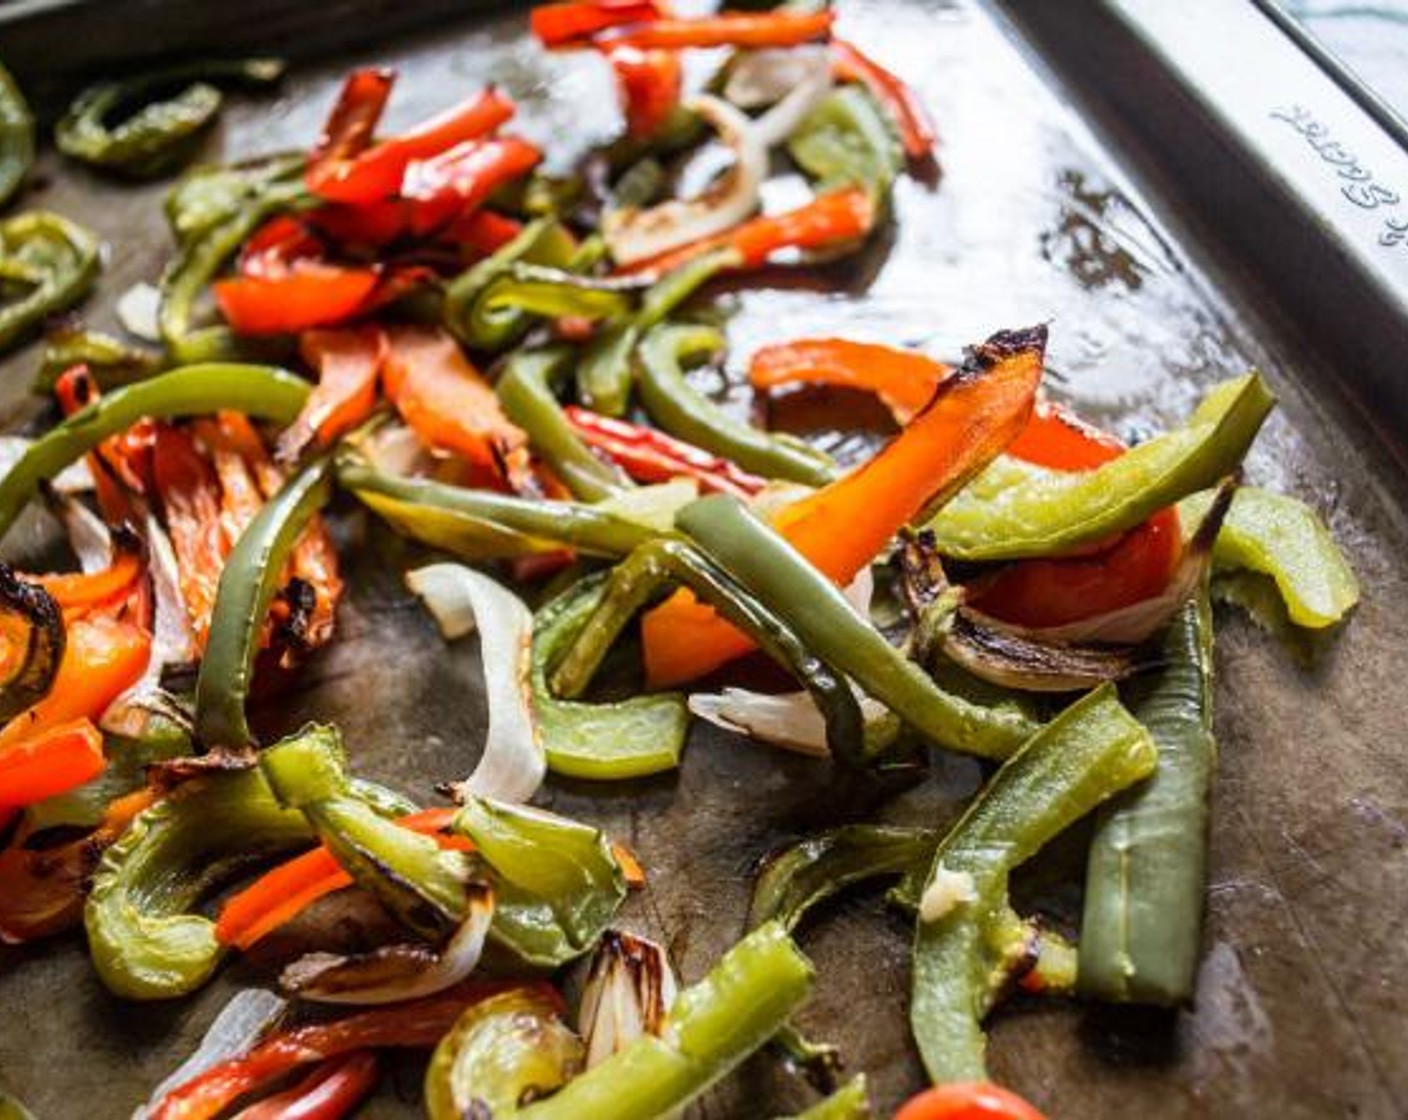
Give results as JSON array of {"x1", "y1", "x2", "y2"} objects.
[
  {"x1": 0, "y1": 718, "x2": 105, "y2": 809},
  {"x1": 532, "y1": 0, "x2": 664, "y2": 48},
  {"x1": 831, "y1": 39, "x2": 937, "y2": 162},
  {"x1": 596, "y1": 10, "x2": 835, "y2": 51},
  {"x1": 147, "y1": 982, "x2": 562, "y2": 1120},
  {"x1": 895, "y1": 1082, "x2": 1048, "y2": 1120},
  {"x1": 642, "y1": 328, "x2": 1045, "y2": 686},
  {"x1": 33, "y1": 539, "x2": 145, "y2": 623},
  {"x1": 749, "y1": 337, "x2": 950, "y2": 424},
  {"x1": 400, "y1": 136, "x2": 544, "y2": 237},
  {"x1": 1005, "y1": 400, "x2": 1128, "y2": 471},
  {"x1": 231, "y1": 1051, "x2": 379, "y2": 1120},
  {"x1": 443, "y1": 209, "x2": 525, "y2": 257},
  {"x1": 309, "y1": 83, "x2": 516, "y2": 206},
  {"x1": 214, "y1": 266, "x2": 382, "y2": 336},
  {"x1": 54, "y1": 365, "x2": 155, "y2": 500},
  {"x1": 619, "y1": 187, "x2": 875, "y2": 278},
  {"x1": 152, "y1": 425, "x2": 229, "y2": 647},
  {"x1": 564, "y1": 405, "x2": 766, "y2": 498},
  {"x1": 278, "y1": 326, "x2": 388, "y2": 463},
  {"x1": 306, "y1": 68, "x2": 396, "y2": 195},
  {"x1": 605, "y1": 44, "x2": 682, "y2": 138}
]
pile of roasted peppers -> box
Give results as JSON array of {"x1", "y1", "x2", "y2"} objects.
[{"x1": 0, "y1": 3, "x2": 1360, "y2": 1118}]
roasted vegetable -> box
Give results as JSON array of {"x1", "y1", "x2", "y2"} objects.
[
  {"x1": 0, "y1": 212, "x2": 101, "y2": 354},
  {"x1": 0, "y1": 64, "x2": 34, "y2": 207}
]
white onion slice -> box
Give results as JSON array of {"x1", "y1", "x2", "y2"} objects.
[
  {"x1": 725, "y1": 46, "x2": 829, "y2": 108},
  {"x1": 281, "y1": 883, "x2": 495, "y2": 1005},
  {"x1": 116, "y1": 282, "x2": 163, "y2": 342},
  {"x1": 689, "y1": 687, "x2": 891, "y2": 757},
  {"x1": 604, "y1": 95, "x2": 766, "y2": 266},
  {"x1": 578, "y1": 929, "x2": 678, "y2": 1069},
  {"x1": 0, "y1": 437, "x2": 92, "y2": 493},
  {"x1": 133, "y1": 988, "x2": 287, "y2": 1119},
  {"x1": 751, "y1": 49, "x2": 833, "y2": 148},
  {"x1": 842, "y1": 566, "x2": 874, "y2": 620},
  {"x1": 407, "y1": 563, "x2": 544, "y2": 804}
]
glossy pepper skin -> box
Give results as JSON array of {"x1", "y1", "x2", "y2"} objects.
[
  {"x1": 910, "y1": 685, "x2": 1156, "y2": 1084},
  {"x1": 0, "y1": 63, "x2": 34, "y2": 207},
  {"x1": 0, "y1": 212, "x2": 101, "y2": 355}
]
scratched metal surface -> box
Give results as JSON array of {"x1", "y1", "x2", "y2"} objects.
[{"x1": 1, "y1": 2, "x2": 1407, "y2": 1118}]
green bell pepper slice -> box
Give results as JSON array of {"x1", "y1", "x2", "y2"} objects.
[
  {"x1": 0, "y1": 1089, "x2": 35, "y2": 1120},
  {"x1": 0, "y1": 363, "x2": 309, "y2": 543},
  {"x1": 166, "y1": 152, "x2": 306, "y2": 245},
  {"x1": 910, "y1": 684, "x2": 1156, "y2": 1083},
  {"x1": 443, "y1": 218, "x2": 579, "y2": 351},
  {"x1": 1079, "y1": 595, "x2": 1215, "y2": 1006},
  {"x1": 789, "y1": 85, "x2": 901, "y2": 204},
  {"x1": 531, "y1": 571, "x2": 690, "y2": 781},
  {"x1": 0, "y1": 63, "x2": 34, "y2": 208},
  {"x1": 779, "y1": 1077, "x2": 872, "y2": 1120},
  {"x1": 192, "y1": 455, "x2": 333, "y2": 750},
  {"x1": 638, "y1": 323, "x2": 837, "y2": 487},
  {"x1": 928, "y1": 372, "x2": 1276, "y2": 560},
  {"x1": 32, "y1": 324, "x2": 165, "y2": 393},
  {"x1": 1181, "y1": 485, "x2": 1358, "y2": 629},
  {"x1": 518, "y1": 922, "x2": 814, "y2": 1120},
  {"x1": 0, "y1": 211, "x2": 101, "y2": 354},
  {"x1": 678, "y1": 495, "x2": 1041, "y2": 759}
]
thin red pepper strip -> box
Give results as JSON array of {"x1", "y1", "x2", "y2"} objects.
[
  {"x1": 306, "y1": 68, "x2": 396, "y2": 195},
  {"x1": 147, "y1": 982, "x2": 562, "y2": 1120},
  {"x1": 565, "y1": 405, "x2": 766, "y2": 498},
  {"x1": 831, "y1": 39, "x2": 937, "y2": 162},
  {"x1": 532, "y1": 0, "x2": 664, "y2": 48},
  {"x1": 309, "y1": 84, "x2": 517, "y2": 206},
  {"x1": 400, "y1": 136, "x2": 544, "y2": 237},
  {"x1": 33, "y1": 540, "x2": 145, "y2": 622},
  {"x1": 278, "y1": 326, "x2": 388, "y2": 464},
  {"x1": 596, "y1": 9, "x2": 835, "y2": 51},
  {"x1": 0, "y1": 718, "x2": 105, "y2": 809},
  {"x1": 895, "y1": 1082, "x2": 1048, "y2": 1120},
  {"x1": 605, "y1": 44, "x2": 682, "y2": 138},
  {"x1": 230, "y1": 1051, "x2": 380, "y2": 1120},
  {"x1": 215, "y1": 808, "x2": 463, "y2": 950},
  {"x1": 618, "y1": 187, "x2": 875, "y2": 278}
]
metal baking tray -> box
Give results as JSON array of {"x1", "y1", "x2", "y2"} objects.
[{"x1": 1, "y1": 1, "x2": 1405, "y2": 1116}]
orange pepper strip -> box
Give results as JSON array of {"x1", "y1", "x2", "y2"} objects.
[
  {"x1": 605, "y1": 45, "x2": 683, "y2": 138},
  {"x1": 33, "y1": 541, "x2": 145, "y2": 621},
  {"x1": 642, "y1": 328, "x2": 1045, "y2": 686},
  {"x1": 894, "y1": 1082, "x2": 1048, "y2": 1120},
  {"x1": 381, "y1": 325, "x2": 532, "y2": 488},
  {"x1": 748, "y1": 337, "x2": 950, "y2": 424},
  {"x1": 531, "y1": 0, "x2": 664, "y2": 48},
  {"x1": 596, "y1": 10, "x2": 834, "y2": 51},
  {"x1": 278, "y1": 326, "x2": 387, "y2": 463},
  {"x1": 831, "y1": 39, "x2": 938, "y2": 162},
  {"x1": 215, "y1": 808, "x2": 467, "y2": 951},
  {"x1": 0, "y1": 718, "x2": 105, "y2": 808}
]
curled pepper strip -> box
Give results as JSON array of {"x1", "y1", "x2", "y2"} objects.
[
  {"x1": 232, "y1": 1050, "x2": 380, "y2": 1120},
  {"x1": 910, "y1": 685, "x2": 1156, "y2": 1084},
  {"x1": 831, "y1": 40, "x2": 937, "y2": 163},
  {"x1": 0, "y1": 63, "x2": 34, "y2": 207},
  {"x1": 56, "y1": 58, "x2": 285, "y2": 179},
  {"x1": 0, "y1": 211, "x2": 101, "y2": 354},
  {"x1": 0, "y1": 364, "x2": 309, "y2": 545},
  {"x1": 192, "y1": 456, "x2": 334, "y2": 750},
  {"x1": 34, "y1": 325, "x2": 165, "y2": 394}
]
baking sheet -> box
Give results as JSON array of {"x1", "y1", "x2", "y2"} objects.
[{"x1": 1, "y1": 1, "x2": 1406, "y2": 1116}]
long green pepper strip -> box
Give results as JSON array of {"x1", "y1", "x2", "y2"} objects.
[
  {"x1": 0, "y1": 363, "x2": 309, "y2": 542},
  {"x1": 497, "y1": 346, "x2": 629, "y2": 501},
  {"x1": 677, "y1": 495, "x2": 1040, "y2": 759},
  {"x1": 551, "y1": 537, "x2": 871, "y2": 768},
  {"x1": 0, "y1": 63, "x2": 34, "y2": 208},
  {"x1": 910, "y1": 685, "x2": 1157, "y2": 1083},
  {"x1": 789, "y1": 85, "x2": 901, "y2": 204},
  {"x1": 778, "y1": 1076, "x2": 872, "y2": 1120},
  {"x1": 531, "y1": 572, "x2": 689, "y2": 780},
  {"x1": 32, "y1": 325, "x2": 165, "y2": 392},
  {"x1": 1079, "y1": 596, "x2": 1216, "y2": 1006},
  {"x1": 0, "y1": 211, "x2": 101, "y2": 354},
  {"x1": 193, "y1": 456, "x2": 333, "y2": 750},
  {"x1": 638, "y1": 323, "x2": 837, "y2": 487},
  {"x1": 443, "y1": 219, "x2": 579, "y2": 352},
  {"x1": 518, "y1": 922, "x2": 814, "y2": 1120},
  {"x1": 577, "y1": 249, "x2": 733, "y2": 416},
  {"x1": 928, "y1": 373, "x2": 1276, "y2": 560}
]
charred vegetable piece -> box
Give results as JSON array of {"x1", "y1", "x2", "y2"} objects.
[
  {"x1": 788, "y1": 85, "x2": 901, "y2": 203},
  {"x1": 498, "y1": 345, "x2": 630, "y2": 501},
  {"x1": 578, "y1": 249, "x2": 731, "y2": 417},
  {"x1": 56, "y1": 59, "x2": 284, "y2": 179},
  {"x1": 192, "y1": 456, "x2": 333, "y2": 750},
  {"x1": 452, "y1": 795, "x2": 627, "y2": 969},
  {"x1": 928, "y1": 373, "x2": 1275, "y2": 560},
  {"x1": 339, "y1": 452, "x2": 655, "y2": 561},
  {"x1": 551, "y1": 538, "x2": 873, "y2": 768},
  {"x1": 425, "y1": 988, "x2": 584, "y2": 1120},
  {"x1": 529, "y1": 571, "x2": 690, "y2": 780},
  {"x1": 678, "y1": 495, "x2": 1040, "y2": 759},
  {"x1": 0, "y1": 211, "x2": 101, "y2": 354},
  {"x1": 638, "y1": 323, "x2": 836, "y2": 486},
  {"x1": 1079, "y1": 596, "x2": 1215, "y2": 1006},
  {"x1": 748, "y1": 825, "x2": 939, "y2": 932},
  {"x1": 516, "y1": 922, "x2": 813, "y2": 1119},
  {"x1": 261, "y1": 725, "x2": 473, "y2": 942},
  {"x1": 1181, "y1": 485, "x2": 1358, "y2": 630},
  {"x1": 910, "y1": 685, "x2": 1156, "y2": 1083},
  {"x1": 0, "y1": 566, "x2": 64, "y2": 725},
  {"x1": 85, "y1": 767, "x2": 313, "y2": 1000},
  {"x1": 0, "y1": 64, "x2": 34, "y2": 207}
]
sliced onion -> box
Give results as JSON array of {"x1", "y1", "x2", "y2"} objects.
[
  {"x1": 940, "y1": 610, "x2": 1149, "y2": 692},
  {"x1": 751, "y1": 48, "x2": 833, "y2": 148},
  {"x1": 725, "y1": 46, "x2": 829, "y2": 108},
  {"x1": 842, "y1": 565, "x2": 874, "y2": 620},
  {"x1": 0, "y1": 437, "x2": 92, "y2": 493},
  {"x1": 578, "y1": 929, "x2": 678, "y2": 1069},
  {"x1": 357, "y1": 418, "x2": 437, "y2": 478},
  {"x1": 133, "y1": 988, "x2": 287, "y2": 1119},
  {"x1": 604, "y1": 95, "x2": 766, "y2": 266},
  {"x1": 281, "y1": 883, "x2": 495, "y2": 1005},
  {"x1": 689, "y1": 687, "x2": 891, "y2": 757},
  {"x1": 406, "y1": 563, "x2": 544, "y2": 803},
  {"x1": 116, "y1": 281, "x2": 163, "y2": 342}
]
